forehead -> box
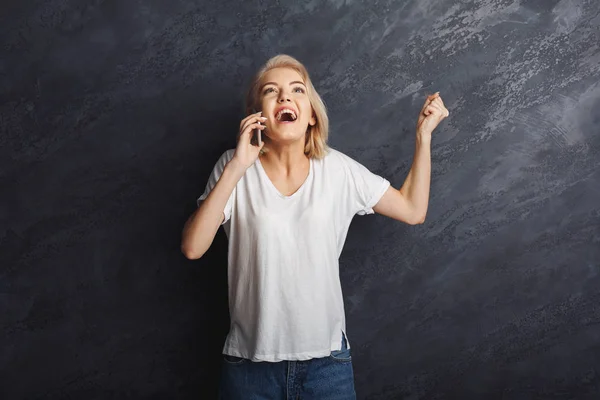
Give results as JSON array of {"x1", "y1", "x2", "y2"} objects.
[{"x1": 261, "y1": 67, "x2": 304, "y2": 84}]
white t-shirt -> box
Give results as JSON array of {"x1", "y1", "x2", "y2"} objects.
[{"x1": 197, "y1": 146, "x2": 391, "y2": 362}]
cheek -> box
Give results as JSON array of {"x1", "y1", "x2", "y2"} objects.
[
  {"x1": 301, "y1": 102, "x2": 313, "y2": 119},
  {"x1": 260, "y1": 99, "x2": 271, "y2": 109}
]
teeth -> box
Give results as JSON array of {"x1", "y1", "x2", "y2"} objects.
[{"x1": 276, "y1": 109, "x2": 297, "y2": 121}]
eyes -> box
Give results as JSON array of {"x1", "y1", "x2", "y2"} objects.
[{"x1": 263, "y1": 86, "x2": 305, "y2": 95}]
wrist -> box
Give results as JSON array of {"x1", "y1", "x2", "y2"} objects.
[
  {"x1": 226, "y1": 158, "x2": 248, "y2": 178},
  {"x1": 416, "y1": 130, "x2": 432, "y2": 144}
]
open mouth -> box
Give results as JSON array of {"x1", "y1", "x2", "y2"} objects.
[{"x1": 275, "y1": 108, "x2": 298, "y2": 123}]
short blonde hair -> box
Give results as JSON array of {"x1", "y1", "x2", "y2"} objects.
[{"x1": 244, "y1": 54, "x2": 330, "y2": 159}]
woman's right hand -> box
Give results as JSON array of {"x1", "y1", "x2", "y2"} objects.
[{"x1": 232, "y1": 111, "x2": 267, "y2": 171}]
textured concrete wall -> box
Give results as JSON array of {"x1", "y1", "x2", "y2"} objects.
[{"x1": 2, "y1": 0, "x2": 599, "y2": 398}]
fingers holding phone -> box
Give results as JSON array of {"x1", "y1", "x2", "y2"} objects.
[{"x1": 234, "y1": 111, "x2": 267, "y2": 170}]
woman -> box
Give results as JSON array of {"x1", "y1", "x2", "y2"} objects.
[{"x1": 181, "y1": 54, "x2": 449, "y2": 399}]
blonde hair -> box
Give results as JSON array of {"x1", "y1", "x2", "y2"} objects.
[{"x1": 244, "y1": 54, "x2": 330, "y2": 159}]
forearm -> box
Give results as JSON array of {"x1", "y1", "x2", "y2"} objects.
[
  {"x1": 181, "y1": 159, "x2": 246, "y2": 259},
  {"x1": 399, "y1": 132, "x2": 432, "y2": 221}
]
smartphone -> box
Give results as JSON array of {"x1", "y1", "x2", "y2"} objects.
[{"x1": 251, "y1": 108, "x2": 262, "y2": 147}]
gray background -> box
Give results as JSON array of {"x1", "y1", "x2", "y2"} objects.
[{"x1": 2, "y1": 0, "x2": 600, "y2": 398}]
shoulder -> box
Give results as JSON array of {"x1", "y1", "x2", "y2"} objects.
[
  {"x1": 221, "y1": 148, "x2": 236, "y2": 161},
  {"x1": 204, "y1": 149, "x2": 236, "y2": 176},
  {"x1": 315, "y1": 147, "x2": 368, "y2": 183},
  {"x1": 214, "y1": 148, "x2": 236, "y2": 167},
  {"x1": 322, "y1": 146, "x2": 362, "y2": 170},
  {"x1": 320, "y1": 146, "x2": 349, "y2": 164}
]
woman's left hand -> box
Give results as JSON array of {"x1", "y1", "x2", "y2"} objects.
[{"x1": 416, "y1": 92, "x2": 449, "y2": 137}]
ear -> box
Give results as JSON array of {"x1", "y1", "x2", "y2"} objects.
[{"x1": 309, "y1": 114, "x2": 317, "y2": 126}]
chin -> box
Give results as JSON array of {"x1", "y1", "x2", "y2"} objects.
[
  {"x1": 268, "y1": 135, "x2": 305, "y2": 144},
  {"x1": 268, "y1": 127, "x2": 306, "y2": 141}
]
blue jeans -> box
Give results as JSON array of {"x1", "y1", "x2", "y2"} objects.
[{"x1": 219, "y1": 331, "x2": 356, "y2": 399}]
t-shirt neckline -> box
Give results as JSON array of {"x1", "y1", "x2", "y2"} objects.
[{"x1": 256, "y1": 156, "x2": 312, "y2": 199}]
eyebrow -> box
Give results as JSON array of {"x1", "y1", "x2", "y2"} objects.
[{"x1": 260, "y1": 80, "x2": 306, "y2": 90}]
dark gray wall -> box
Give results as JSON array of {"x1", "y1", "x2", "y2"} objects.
[{"x1": 2, "y1": 0, "x2": 599, "y2": 398}]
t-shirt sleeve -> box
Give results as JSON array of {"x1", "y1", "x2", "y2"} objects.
[
  {"x1": 339, "y1": 151, "x2": 391, "y2": 216},
  {"x1": 196, "y1": 149, "x2": 236, "y2": 225}
]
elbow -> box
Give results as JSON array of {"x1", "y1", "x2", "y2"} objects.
[
  {"x1": 409, "y1": 213, "x2": 427, "y2": 225},
  {"x1": 411, "y1": 205, "x2": 428, "y2": 224},
  {"x1": 181, "y1": 243, "x2": 204, "y2": 260}
]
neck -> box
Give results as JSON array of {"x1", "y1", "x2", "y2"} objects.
[{"x1": 260, "y1": 141, "x2": 308, "y2": 176}]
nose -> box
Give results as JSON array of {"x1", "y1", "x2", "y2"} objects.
[{"x1": 277, "y1": 90, "x2": 291, "y2": 103}]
